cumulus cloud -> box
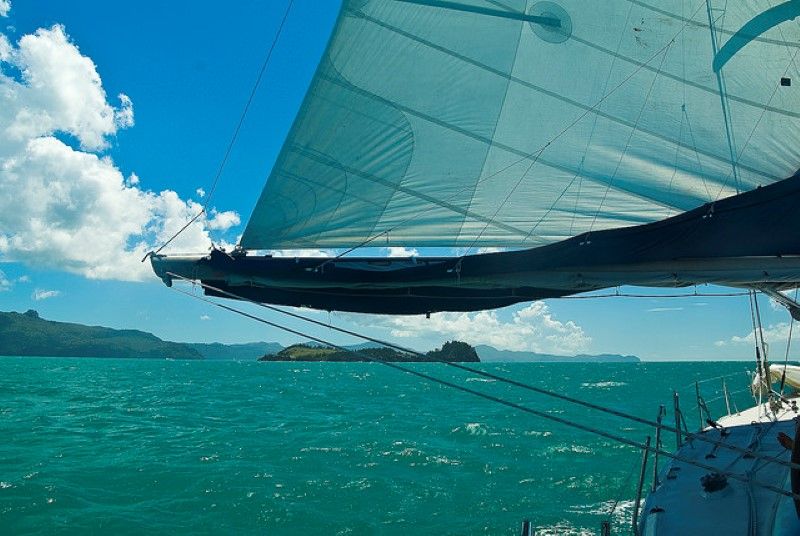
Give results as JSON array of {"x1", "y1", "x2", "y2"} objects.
[
  {"x1": 0, "y1": 25, "x2": 239, "y2": 281},
  {"x1": 0, "y1": 33, "x2": 10, "y2": 60},
  {"x1": 716, "y1": 322, "x2": 794, "y2": 349},
  {"x1": 32, "y1": 288, "x2": 60, "y2": 300},
  {"x1": 354, "y1": 302, "x2": 591, "y2": 354},
  {"x1": 384, "y1": 246, "x2": 418, "y2": 257},
  {"x1": 0, "y1": 1, "x2": 9, "y2": 18},
  {"x1": 200, "y1": 314, "x2": 210, "y2": 321},
  {"x1": 206, "y1": 209, "x2": 240, "y2": 231}
]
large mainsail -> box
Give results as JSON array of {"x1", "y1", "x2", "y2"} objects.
[
  {"x1": 151, "y1": 0, "x2": 800, "y2": 315},
  {"x1": 241, "y1": 0, "x2": 800, "y2": 250}
]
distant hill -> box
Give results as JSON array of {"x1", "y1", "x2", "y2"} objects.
[
  {"x1": 260, "y1": 340, "x2": 480, "y2": 363},
  {"x1": 0, "y1": 309, "x2": 640, "y2": 363},
  {"x1": 475, "y1": 345, "x2": 640, "y2": 363},
  {"x1": 0, "y1": 310, "x2": 202, "y2": 360},
  {"x1": 187, "y1": 342, "x2": 284, "y2": 360}
]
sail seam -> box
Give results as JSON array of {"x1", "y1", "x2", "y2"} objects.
[
  {"x1": 291, "y1": 144, "x2": 533, "y2": 238},
  {"x1": 455, "y1": 3, "x2": 525, "y2": 248},
  {"x1": 316, "y1": 70, "x2": 692, "y2": 208},
  {"x1": 627, "y1": 0, "x2": 800, "y2": 50},
  {"x1": 590, "y1": 40, "x2": 675, "y2": 234},
  {"x1": 567, "y1": 2, "x2": 636, "y2": 238},
  {"x1": 355, "y1": 11, "x2": 784, "y2": 180},
  {"x1": 311, "y1": 75, "x2": 682, "y2": 243},
  {"x1": 301, "y1": 26, "x2": 706, "y2": 258}
]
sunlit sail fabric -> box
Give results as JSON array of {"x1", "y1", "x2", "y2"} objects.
[{"x1": 241, "y1": 0, "x2": 800, "y2": 250}]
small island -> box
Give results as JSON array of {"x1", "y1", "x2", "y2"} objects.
[{"x1": 259, "y1": 340, "x2": 480, "y2": 363}]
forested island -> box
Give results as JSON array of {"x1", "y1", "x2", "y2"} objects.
[{"x1": 259, "y1": 340, "x2": 480, "y2": 363}]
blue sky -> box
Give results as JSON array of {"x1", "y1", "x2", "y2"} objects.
[{"x1": 0, "y1": 0, "x2": 793, "y2": 361}]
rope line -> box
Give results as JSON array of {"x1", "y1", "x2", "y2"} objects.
[
  {"x1": 149, "y1": 0, "x2": 295, "y2": 258},
  {"x1": 166, "y1": 272, "x2": 800, "y2": 472},
  {"x1": 168, "y1": 283, "x2": 800, "y2": 502}
]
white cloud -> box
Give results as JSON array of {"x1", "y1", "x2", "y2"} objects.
[
  {"x1": 32, "y1": 288, "x2": 60, "y2": 300},
  {"x1": 717, "y1": 323, "x2": 796, "y2": 352},
  {"x1": 16, "y1": 274, "x2": 29, "y2": 283},
  {"x1": 0, "y1": 1, "x2": 10, "y2": 18},
  {"x1": 206, "y1": 209, "x2": 240, "y2": 231},
  {"x1": 200, "y1": 314, "x2": 210, "y2": 321},
  {"x1": 196, "y1": 188, "x2": 205, "y2": 198},
  {"x1": 646, "y1": 307, "x2": 684, "y2": 313},
  {"x1": 384, "y1": 246, "x2": 418, "y2": 257},
  {"x1": 354, "y1": 302, "x2": 591, "y2": 355},
  {"x1": 0, "y1": 33, "x2": 9, "y2": 60},
  {"x1": 0, "y1": 25, "x2": 240, "y2": 281}
]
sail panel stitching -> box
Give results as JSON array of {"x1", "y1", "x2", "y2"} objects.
[{"x1": 589, "y1": 41, "x2": 675, "y2": 234}]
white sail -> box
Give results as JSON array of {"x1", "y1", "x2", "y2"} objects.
[{"x1": 239, "y1": 0, "x2": 800, "y2": 250}]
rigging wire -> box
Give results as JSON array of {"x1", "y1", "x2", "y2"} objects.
[
  {"x1": 588, "y1": 39, "x2": 674, "y2": 235},
  {"x1": 748, "y1": 290, "x2": 764, "y2": 406},
  {"x1": 168, "y1": 282, "x2": 800, "y2": 501},
  {"x1": 754, "y1": 290, "x2": 769, "y2": 366},
  {"x1": 166, "y1": 272, "x2": 800, "y2": 472},
  {"x1": 147, "y1": 0, "x2": 295, "y2": 259},
  {"x1": 568, "y1": 3, "x2": 636, "y2": 237},
  {"x1": 780, "y1": 288, "x2": 798, "y2": 396}
]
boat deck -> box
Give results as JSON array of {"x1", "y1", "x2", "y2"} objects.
[{"x1": 641, "y1": 400, "x2": 800, "y2": 535}]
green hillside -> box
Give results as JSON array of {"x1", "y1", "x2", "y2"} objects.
[
  {"x1": 187, "y1": 342, "x2": 284, "y2": 360},
  {"x1": 260, "y1": 340, "x2": 480, "y2": 363},
  {"x1": 0, "y1": 310, "x2": 202, "y2": 359}
]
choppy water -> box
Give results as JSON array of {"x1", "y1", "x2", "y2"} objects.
[{"x1": 0, "y1": 358, "x2": 756, "y2": 535}]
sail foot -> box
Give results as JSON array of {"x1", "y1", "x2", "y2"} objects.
[{"x1": 151, "y1": 173, "x2": 800, "y2": 314}]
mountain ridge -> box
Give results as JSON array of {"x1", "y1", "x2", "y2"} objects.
[
  {"x1": 0, "y1": 310, "x2": 202, "y2": 360},
  {"x1": 474, "y1": 345, "x2": 640, "y2": 363}
]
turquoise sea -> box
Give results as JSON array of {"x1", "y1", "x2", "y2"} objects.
[{"x1": 0, "y1": 358, "x2": 758, "y2": 535}]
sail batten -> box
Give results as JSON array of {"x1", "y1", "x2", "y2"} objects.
[{"x1": 241, "y1": 0, "x2": 800, "y2": 250}]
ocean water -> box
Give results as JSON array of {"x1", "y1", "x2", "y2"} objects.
[{"x1": 0, "y1": 358, "x2": 757, "y2": 535}]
